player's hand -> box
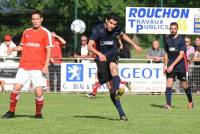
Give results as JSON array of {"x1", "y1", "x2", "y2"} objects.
[
  {"x1": 51, "y1": 32, "x2": 56, "y2": 37},
  {"x1": 135, "y1": 46, "x2": 142, "y2": 53},
  {"x1": 42, "y1": 66, "x2": 48, "y2": 74},
  {"x1": 163, "y1": 66, "x2": 167, "y2": 76},
  {"x1": 154, "y1": 57, "x2": 161, "y2": 62},
  {"x1": 167, "y1": 65, "x2": 174, "y2": 73},
  {"x1": 98, "y1": 53, "x2": 106, "y2": 61},
  {"x1": 119, "y1": 45, "x2": 123, "y2": 50}
]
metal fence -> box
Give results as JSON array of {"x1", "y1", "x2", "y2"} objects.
[{"x1": 0, "y1": 57, "x2": 200, "y2": 94}]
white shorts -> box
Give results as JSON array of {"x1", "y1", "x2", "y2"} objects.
[{"x1": 15, "y1": 68, "x2": 47, "y2": 89}]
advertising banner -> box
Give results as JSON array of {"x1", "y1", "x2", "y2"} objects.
[
  {"x1": 126, "y1": 7, "x2": 200, "y2": 34},
  {"x1": 61, "y1": 63, "x2": 166, "y2": 92}
]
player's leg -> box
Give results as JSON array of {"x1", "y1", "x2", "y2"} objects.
[
  {"x1": 91, "y1": 74, "x2": 100, "y2": 95},
  {"x1": 86, "y1": 73, "x2": 100, "y2": 98},
  {"x1": 2, "y1": 68, "x2": 28, "y2": 118},
  {"x1": 86, "y1": 61, "x2": 108, "y2": 99},
  {"x1": 120, "y1": 80, "x2": 131, "y2": 92},
  {"x1": 109, "y1": 62, "x2": 127, "y2": 121},
  {"x1": 164, "y1": 72, "x2": 175, "y2": 109},
  {"x1": 178, "y1": 73, "x2": 193, "y2": 109},
  {"x1": 109, "y1": 62, "x2": 124, "y2": 99},
  {"x1": 34, "y1": 87, "x2": 44, "y2": 118},
  {"x1": 31, "y1": 70, "x2": 45, "y2": 118}
]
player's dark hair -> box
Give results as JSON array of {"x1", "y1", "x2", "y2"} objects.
[
  {"x1": 31, "y1": 10, "x2": 43, "y2": 18},
  {"x1": 196, "y1": 36, "x2": 200, "y2": 40},
  {"x1": 106, "y1": 12, "x2": 119, "y2": 22},
  {"x1": 170, "y1": 22, "x2": 178, "y2": 29}
]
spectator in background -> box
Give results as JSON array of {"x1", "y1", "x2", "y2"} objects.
[
  {"x1": 74, "y1": 35, "x2": 93, "y2": 63},
  {"x1": 147, "y1": 40, "x2": 165, "y2": 63},
  {"x1": 0, "y1": 80, "x2": 5, "y2": 92},
  {"x1": 193, "y1": 42, "x2": 200, "y2": 92},
  {"x1": 117, "y1": 37, "x2": 131, "y2": 58},
  {"x1": 0, "y1": 34, "x2": 17, "y2": 60},
  {"x1": 185, "y1": 37, "x2": 195, "y2": 61},
  {"x1": 49, "y1": 32, "x2": 66, "y2": 92},
  {"x1": 194, "y1": 36, "x2": 200, "y2": 51}
]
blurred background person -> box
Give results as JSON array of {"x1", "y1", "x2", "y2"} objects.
[
  {"x1": 185, "y1": 37, "x2": 195, "y2": 61},
  {"x1": 0, "y1": 80, "x2": 5, "y2": 92},
  {"x1": 194, "y1": 36, "x2": 200, "y2": 51},
  {"x1": 0, "y1": 34, "x2": 17, "y2": 61},
  {"x1": 74, "y1": 35, "x2": 93, "y2": 63},
  {"x1": 146, "y1": 40, "x2": 165, "y2": 63},
  {"x1": 117, "y1": 37, "x2": 131, "y2": 58},
  {"x1": 192, "y1": 37, "x2": 200, "y2": 92},
  {"x1": 49, "y1": 32, "x2": 66, "y2": 92}
]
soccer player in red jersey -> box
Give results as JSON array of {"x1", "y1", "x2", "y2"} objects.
[{"x1": 2, "y1": 10, "x2": 52, "y2": 118}]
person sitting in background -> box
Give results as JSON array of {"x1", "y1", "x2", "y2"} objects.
[
  {"x1": 0, "y1": 80, "x2": 5, "y2": 92},
  {"x1": 194, "y1": 36, "x2": 200, "y2": 51},
  {"x1": 185, "y1": 37, "x2": 195, "y2": 60},
  {"x1": 117, "y1": 37, "x2": 131, "y2": 58},
  {"x1": 192, "y1": 37, "x2": 200, "y2": 92},
  {"x1": 49, "y1": 32, "x2": 66, "y2": 92},
  {"x1": 0, "y1": 34, "x2": 17, "y2": 60},
  {"x1": 147, "y1": 40, "x2": 165, "y2": 63},
  {"x1": 74, "y1": 35, "x2": 93, "y2": 63}
]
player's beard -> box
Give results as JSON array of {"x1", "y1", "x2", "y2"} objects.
[{"x1": 170, "y1": 31, "x2": 177, "y2": 37}]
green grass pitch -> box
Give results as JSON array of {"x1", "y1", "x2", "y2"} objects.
[{"x1": 0, "y1": 93, "x2": 200, "y2": 134}]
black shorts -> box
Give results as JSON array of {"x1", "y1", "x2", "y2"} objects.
[
  {"x1": 96, "y1": 55, "x2": 118, "y2": 85},
  {"x1": 166, "y1": 71, "x2": 187, "y2": 81}
]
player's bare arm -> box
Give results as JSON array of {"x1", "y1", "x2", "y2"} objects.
[
  {"x1": 88, "y1": 39, "x2": 106, "y2": 61},
  {"x1": 121, "y1": 33, "x2": 142, "y2": 52},
  {"x1": 167, "y1": 51, "x2": 185, "y2": 73},
  {"x1": 163, "y1": 53, "x2": 168, "y2": 75},
  {"x1": 52, "y1": 32, "x2": 66, "y2": 45},
  {"x1": 42, "y1": 47, "x2": 51, "y2": 74}
]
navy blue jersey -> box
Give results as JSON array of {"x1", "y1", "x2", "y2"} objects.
[
  {"x1": 90, "y1": 23, "x2": 122, "y2": 60},
  {"x1": 164, "y1": 35, "x2": 187, "y2": 72}
]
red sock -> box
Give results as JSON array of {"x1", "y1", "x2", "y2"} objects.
[
  {"x1": 9, "y1": 92, "x2": 19, "y2": 112},
  {"x1": 35, "y1": 97, "x2": 44, "y2": 115},
  {"x1": 92, "y1": 82, "x2": 100, "y2": 95},
  {"x1": 120, "y1": 80, "x2": 126, "y2": 85}
]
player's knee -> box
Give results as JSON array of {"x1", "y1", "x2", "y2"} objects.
[
  {"x1": 14, "y1": 84, "x2": 23, "y2": 91},
  {"x1": 35, "y1": 95, "x2": 44, "y2": 101},
  {"x1": 182, "y1": 81, "x2": 189, "y2": 89},
  {"x1": 110, "y1": 89, "x2": 116, "y2": 96},
  {"x1": 35, "y1": 87, "x2": 43, "y2": 97}
]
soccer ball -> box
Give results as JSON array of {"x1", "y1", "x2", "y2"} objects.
[{"x1": 70, "y1": 19, "x2": 86, "y2": 34}]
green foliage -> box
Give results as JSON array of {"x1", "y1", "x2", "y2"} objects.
[{"x1": 0, "y1": 0, "x2": 200, "y2": 54}]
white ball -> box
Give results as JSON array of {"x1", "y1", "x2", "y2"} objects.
[{"x1": 71, "y1": 19, "x2": 86, "y2": 34}]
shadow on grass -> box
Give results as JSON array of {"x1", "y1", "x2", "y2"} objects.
[
  {"x1": 15, "y1": 115, "x2": 36, "y2": 118},
  {"x1": 73, "y1": 115, "x2": 118, "y2": 121},
  {"x1": 150, "y1": 104, "x2": 184, "y2": 109},
  {"x1": 150, "y1": 104, "x2": 164, "y2": 108},
  {"x1": 79, "y1": 95, "x2": 107, "y2": 99},
  {"x1": 0, "y1": 114, "x2": 38, "y2": 119}
]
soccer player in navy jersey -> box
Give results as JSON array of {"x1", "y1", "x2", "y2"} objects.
[
  {"x1": 88, "y1": 12, "x2": 142, "y2": 121},
  {"x1": 163, "y1": 22, "x2": 193, "y2": 109}
]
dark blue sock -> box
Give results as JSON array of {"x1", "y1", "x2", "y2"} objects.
[
  {"x1": 184, "y1": 87, "x2": 193, "y2": 103},
  {"x1": 165, "y1": 87, "x2": 172, "y2": 106},
  {"x1": 110, "y1": 93, "x2": 125, "y2": 117},
  {"x1": 112, "y1": 76, "x2": 120, "y2": 91}
]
